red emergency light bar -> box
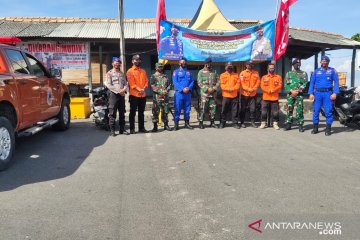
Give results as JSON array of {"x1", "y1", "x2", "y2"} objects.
[{"x1": 0, "y1": 37, "x2": 21, "y2": 44}]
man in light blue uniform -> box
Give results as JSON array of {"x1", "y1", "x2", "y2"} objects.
[
  {"x1": 308, "y1": 55, "x2": 339, "y2": 136},
  {"x1": 172, "y1": 58, "x2": 194, "y2": 130}
]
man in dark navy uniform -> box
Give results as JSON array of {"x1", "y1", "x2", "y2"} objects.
[
  {"x1": 160, "y1": 24, "x2": 183, "y2": 60},
  {"x1": 308, "y1": 55, "x2": 339, "y2": 136}
]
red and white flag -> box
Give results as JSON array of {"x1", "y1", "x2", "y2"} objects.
[
  {"x1": 156, "y1": 0, "x2": 167, "y2": 51},
  {"x1": 274, "y1": 0, "x2": 298, "y2": 60}
]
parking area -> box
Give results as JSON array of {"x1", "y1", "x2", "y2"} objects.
[{"x1": 0, "y1": 111, "x2": 359, "y2": 240}]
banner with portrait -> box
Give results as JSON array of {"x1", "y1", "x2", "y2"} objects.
[
  {"x1": 158, "y1": 20, "x2": 275, "y2": 62},
  {"x1": 18, "y1": 42, "x2": 89, "y2": 69}
]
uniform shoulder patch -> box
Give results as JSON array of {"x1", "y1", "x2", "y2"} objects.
[{"x1": 173, "y1": 71, "x2": 176, "y2": 76}]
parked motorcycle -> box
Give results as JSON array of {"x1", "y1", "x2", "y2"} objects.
[
  {"x1": 84, "y1": 86, "x2": 110, "y2": 131},
  {"x1": 334, "y1": 86, "x2": 360, "y2": 128}
]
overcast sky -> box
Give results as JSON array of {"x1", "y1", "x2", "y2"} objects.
[{"x1": 1, "y1": 0, "x2": 359, "y2": 85}]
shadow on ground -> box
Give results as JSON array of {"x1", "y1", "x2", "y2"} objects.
[{"x1": 0, "y1": 121, "x2": 109, "y2": 192}]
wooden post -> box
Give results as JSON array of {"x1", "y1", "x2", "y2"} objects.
[
  {"x1": 87, "y1": 42, "x2": 93, "y2": 103},
  {"x1": 351, "y1": 48, "x2": 356, "y2": 87},
  {"x1": 99, "y1": 45, "x2": 103, "y2": 86}
]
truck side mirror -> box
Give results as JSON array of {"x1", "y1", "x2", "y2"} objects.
[{"x1": 50, "y1": 68, "x2": 62, "y2": 80}]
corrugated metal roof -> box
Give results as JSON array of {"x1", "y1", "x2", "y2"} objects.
[
  {"x1": 232, "y1": 22, "x2": 259, "y2": 30},
  {"x1": 0, "y1": 21, "x2": 32, "y2": 36},
  {"x1": 107, "y1": 22, "x2": 120, "y2": 39},
  {"x1": 78, "y1": 22, "x2": 111, "y2": 38},
  {"x1": 289, "y1": 28, "x2": 360, "y2": 47},
  {"x1": 16, "y1": 22, "x2": 61, "y2": 37},
  {"x1": 48, "y1": 22, "x2": 85, "y2": 38},
  {"x1": 0, "y1": 18, "x2": 359, "y2": 49}
]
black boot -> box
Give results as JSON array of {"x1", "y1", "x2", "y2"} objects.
[
  {"x1": 119, "y1": 126, "x2": 129, "y2": 135},
  {"x1": 233, "y1": 122, "x2": 240, "y2": 129},
  {"x1": 285, "y1": 123, "x2": 291, "y2": 131},
  {"x1": 325, "y1": 124, "x2": 332, "y2": 136},
  {"x1": 139, "y1": 129, "x2": 149, "y2": 133},
  {"x1": 219, "y1": 121, "x2": 226, "y2": 129},
  {"x1": 174, "y1": 121, "x2": 179, "y2": 131},
  {"x1": 152, "y1": 123, "x2": 158, "y2": 132},
  {"x1": 164, "y1": 122, "x2": 172, "y2": 131},
  {"x1": 299, "y1": 124, "x2": 304, "y2": 133},
  {"x1": 110, "y1": 128, "x2": 116, "y2": 137},
  {"x1": 185, "y1": 121, "x2": 194, "y2": 130},
  {"x1": 199, "y1": 121, "x2": 205, "y2": 129},
  {"x1": 311, "y1": 124, "x2": 319, "y2": 134},
  {"x1": 210, "y1": 120, "x2": 219, "y2": 128},
  {"x1": 250, "y1": 120, "x2": 257, "y2": 128}
]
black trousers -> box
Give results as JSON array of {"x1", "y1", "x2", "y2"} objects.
[
  {"x1": 240, "y1": 95, "x2": 256, "y2": 123},
  {"x1": 261, "y1": 100, "x2": 279, "y2": 122},
  {"x1": 221, "y1": 97, "x2": 238, "y2": 123},
  {"x1": 129, "y1": 95, "x2": 146, "y2": 130},
  {"x1": 108, "y1": 92, "x2": 125, "y2": 131}
]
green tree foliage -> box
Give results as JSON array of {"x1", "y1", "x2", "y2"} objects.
[{"x1": 351, "y1": 33, "x2": 360, "y2": 42}]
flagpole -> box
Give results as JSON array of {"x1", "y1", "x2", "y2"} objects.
[
  {"x1": 275, "y1": 0, "x2": 280, "y2": 20},
  {"x1": 118, "y1": 0, "x2": 126, "y2": 73},
  {"x1": 273, "y1": 0, "x2": 280, "y2": 61}
]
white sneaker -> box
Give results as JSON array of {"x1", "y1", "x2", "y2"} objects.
[
  {"x1": 259, "y1": 122, "x2": 266, "y2": 129},
  {"x1": 273, "y1": 122, "x2": 280, "y2": 130}
]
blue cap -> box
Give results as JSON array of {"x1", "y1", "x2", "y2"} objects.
[
  {"x1": 205, "y1": 57, "x2": 212, "y2": 64},
  {"x1": 292, "y1": 58, "x2": 301, "y2": 65},
  {"x1": 321, "y1": 55, "x2": 330, "y2": 62},
  {"x1": 112, "y1": 57, "x2": 121, "y2": 63}
]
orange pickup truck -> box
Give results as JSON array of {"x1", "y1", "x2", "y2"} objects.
[{"x1": 0, "y1": 38, "x2": 70, "y2": 170}]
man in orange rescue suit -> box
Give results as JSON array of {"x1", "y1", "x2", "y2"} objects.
[
  {"x1": 259, "y1": 62, "x2": 282, "y2": 130},
  {"x1": 219, "y1": 62, "x2": 241, "y2": 129},
  {"x1": 127, "y1": 54, "x2": 149, "y2": 134},
  {"x1": 239, "y1": 60, "x2": 260, "y2": 128}
]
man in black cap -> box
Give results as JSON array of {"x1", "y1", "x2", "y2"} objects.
[
  {"x1": 105, "y1": 57, "x2": 129, "y2": 136},
  {"x1": 284, "y1": 58, "x2": 308, "y2": 132},
  {"x1": 150, "y1": 62, "x2": 173, "y2": 132},
  {"x1": 197, "y1": 57, "x2": 220, "y2": 129}
]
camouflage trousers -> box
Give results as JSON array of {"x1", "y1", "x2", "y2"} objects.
[
  {"x1": 286, "y1": 95, "x2": 304, "y2": 125},
  {"x1": 198, "y1": 97, "x2": 217, "y2": 122},
  {"x1": 152, "y1": 100, "x2": 170, "y2": 123}
]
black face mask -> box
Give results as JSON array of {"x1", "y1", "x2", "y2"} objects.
[
  {"x1": 294, "y1": 65, "x2": 300, "y2": 70},
  {"x1": 206, "y1": 64, "x2": 212, "y2": 69},
  {"x1": 269, "y1": 69, "x2": 275, "y2": 74},
  {"x1": 227, "y1": 67, "x2": 233, "y2": 73},
  {"x1": 157, "y1": 68, "x2": 164, "y2": 73},
  {"x1": 180, "y1": 63, "x2": 187, "y2": 68}
]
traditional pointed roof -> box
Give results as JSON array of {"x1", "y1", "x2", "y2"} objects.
[{"x1": 188, "y1": 0, "x2": 238, "y2": 31}]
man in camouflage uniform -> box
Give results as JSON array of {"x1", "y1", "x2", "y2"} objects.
[
  {"x1": 285, "y1": 58, "x2": 308, "y2": 132},
  {"x1": 151, "y1": 62, "x2": 173, "y2": 132},
  {"x1": 197, "y1": 58, "x2": 220, "y2": 129}
]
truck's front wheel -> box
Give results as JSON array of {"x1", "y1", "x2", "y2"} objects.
[
  {"x1": 0, "y1": 116, "x2": 15, "y2": 171},
  {"x1": 53, "y1": 99, "x2": 70, "y2": 131}
]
